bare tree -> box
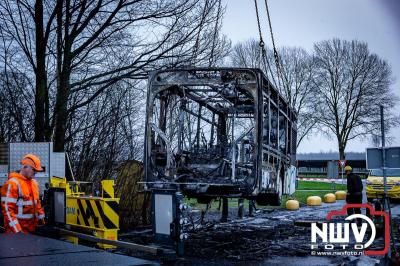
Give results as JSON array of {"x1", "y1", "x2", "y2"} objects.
[
  {"x1": 0, "y1": 0, "x2": 229, "y2": 149},
  {"x1": 312, "y1": 39, "x2": 398, "y2": 159},
  {"x1": 230, "y1": 39, "x2": 264, "y2": 69},
  {"x1": 65, "y1": 80, "x2": 146, "y2": 181},
  {"x1": 271, "y1": 47, "x2": 317, "y2": 146},
  {"x1": 230, "y1": 39, "x2": 316, "y2": 147},
  {"x1": 0, "y1": 0, "x2": 56, "y2": 141},
  {"x1": 0, "y1": 70, "x2": 35, "y2": 142},
  {"x1": 0, "y1": 0, "x2": 229, "y2": 181},
  {"x1": 51, "y1": 0, "x2": 229, "y2": 151},
  {"x1": 0, "y1": 25, "x2": 36, "y2": 142}
]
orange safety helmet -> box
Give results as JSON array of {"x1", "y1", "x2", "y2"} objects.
[{"x1": 21, "y1": 154, "x2": 44, "y2": 172}]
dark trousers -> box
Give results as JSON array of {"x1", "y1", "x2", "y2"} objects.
[{"x1": 346, "y1": 194, "x2": 363, "y2": 216}]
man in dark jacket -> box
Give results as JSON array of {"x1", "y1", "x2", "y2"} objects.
[{"x1": 345, "y1": 165, "x2": 363, "y2": 216}]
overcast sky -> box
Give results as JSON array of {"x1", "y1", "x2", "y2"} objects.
[{"x1": 221, "y1": 0, "x2": 400, "y2": 153}]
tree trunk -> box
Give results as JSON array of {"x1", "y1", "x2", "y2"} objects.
[
  {"x1": 54, "y1": 50, "x2": 71, "y2": 152},
  {"x1": 338, "y1": 142, "x2": 345, "y2": 160},
  {"x1": 53, "y1": 70, "x2": 70, "y2": 152},
  {"x1": 53, "y1": 0, "x2": 70, "y2": 152},
  {"x1": 34, "y1": 0, "x2": 49, "y2": 142}
]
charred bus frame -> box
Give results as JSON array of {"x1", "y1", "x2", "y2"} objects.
[{"x1": 144, "y1": 68, "x2": 297, "y2": 205}]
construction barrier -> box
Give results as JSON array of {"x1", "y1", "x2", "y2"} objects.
[{"x1": 50, "y1": 177, "x2": 119, "y2": 249}]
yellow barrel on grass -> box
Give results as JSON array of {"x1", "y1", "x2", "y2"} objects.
[
  {"x1": 335, "y1": 191, "x2": 347, "y2": 200},
  {"x1": 285, "y1": 200, "x2": 300, "y2": 210},
  {"x1": 307, "y1": 196, "x2": 322, "y2": 206},
  {"x1": 324, "y1": 193, "x2": 336, "y2": 203}
]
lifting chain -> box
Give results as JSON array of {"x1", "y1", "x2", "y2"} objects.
[
  {"x1": 253, "y1": 0, "x2": 278, "y2": 88},
  {"x1": 263, "y1": 0, "x2": 290, "y2": 91},
  {"x1": 253, "y1": 0, "x2": 290, "y2": 91}
]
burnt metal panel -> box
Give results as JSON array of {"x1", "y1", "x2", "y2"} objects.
[{"x1": 144, "y1": 68, "x2": 297, "y2": 201}]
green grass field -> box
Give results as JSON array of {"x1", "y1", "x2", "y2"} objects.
[
  {"x1": 284, "y1": 191, "x2": 334, "y2": 205},
  {"x1": 184, "y1": 180, "x2": 347, "y2": 209},
  {"x1": 285, "y1": 180, "x2": 346, "y2": 205},
  {"x1": 297, "y1": 180, "x2": 346, "y2": 190}
]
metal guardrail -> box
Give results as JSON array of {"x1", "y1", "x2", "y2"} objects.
[{"x1": 57, "y1": 228, "x2": 167, "y2": 255}]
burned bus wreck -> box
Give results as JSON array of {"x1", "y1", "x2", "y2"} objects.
[{"x1": 144, "y1": 68, "x2": 297, "y2": 205}]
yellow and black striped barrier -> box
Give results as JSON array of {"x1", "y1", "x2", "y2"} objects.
[{"x1": 51, "y1": 178, "x2": 119, "y2": 249}]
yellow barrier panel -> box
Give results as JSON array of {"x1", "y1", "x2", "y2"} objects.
[{"x1": 50, "y1": 177, "x2": 119, "y2": 249}]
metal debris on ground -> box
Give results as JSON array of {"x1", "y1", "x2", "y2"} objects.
[{"x1": 184, "y1": 220, "x2": 311, "y2": 261}]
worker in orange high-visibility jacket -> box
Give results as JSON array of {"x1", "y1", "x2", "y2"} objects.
[{"x1": 1, "y1": 154, "x2": 45, "y2": 233}]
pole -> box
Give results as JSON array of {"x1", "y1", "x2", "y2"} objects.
[
  {"x1": 380, "y1": 105, "x2": 391, "y2": 261},
  {"x1": 221, "y1": 197, "x2": 229, "y2": 222},
  {"x1": 238, "y1": 198, "x2": 244, "y2": 219},
  {"x1": 231, "y1": 113, "x2": 236, "y2": 181},
  {"x1": 341, "y1": 165, "x2": 344, "y2": 183},
  {"x1": 381, "y1": 106, "x2": 387, "y2": 198},
  {"x1": 249, "y1": 200, "x2": 254, "y2": 217},
  {"x1": 66, "y1": 152, "x2": 76, "y2": 181},
  {"x1": 333, "y1": 165, "x2": 336, "y2": 191}
]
